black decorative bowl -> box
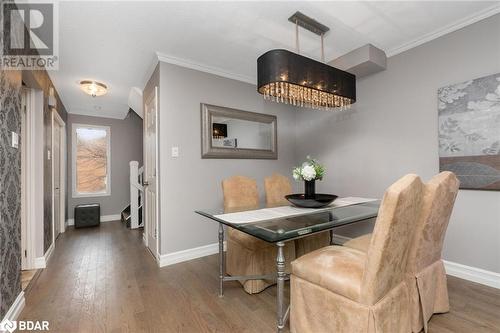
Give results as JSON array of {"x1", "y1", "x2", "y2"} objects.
[{"x1": 285, "y1": 194, "x2": 338, "y2": 208}]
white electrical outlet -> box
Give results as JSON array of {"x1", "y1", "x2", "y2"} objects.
[
  {"x1": 11, "y1": 132, "x2": 19, "y2": 149},
  {"x1": 171, "y1": 146, "x2": 179, "y2": 157}
]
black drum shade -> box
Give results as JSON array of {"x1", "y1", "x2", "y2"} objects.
[{"x1": 257, "y1": 49, "x2": 356, "y2": 109}]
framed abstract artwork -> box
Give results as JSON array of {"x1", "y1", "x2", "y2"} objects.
[{"x1": 438, "y1": 73, "x2": 500, "y2": 190}]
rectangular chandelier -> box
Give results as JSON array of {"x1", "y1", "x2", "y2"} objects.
[
  {"x1": 257, "y1": 12, "x2": 356, "y2": 111},
  {"x1": 257, "y1": 49, "x2": 356, "y2": 110}
]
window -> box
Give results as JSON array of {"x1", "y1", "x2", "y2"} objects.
[{"x1": 72, "y1": 124, "x2": 111, "y2": 197}]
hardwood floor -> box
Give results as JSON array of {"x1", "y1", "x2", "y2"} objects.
[
  {"x1": 20, "y1": 221, "x2": 500, "y2": 333},
  {"x1": 21, "y1": 269, "x2": 38, "y2": 291}
]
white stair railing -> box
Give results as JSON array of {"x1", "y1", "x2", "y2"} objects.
[{"x1": 129, "y1": 161, "x2": 144, "y2": 229}]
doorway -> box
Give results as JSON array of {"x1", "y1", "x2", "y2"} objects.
[
  {"x1": 52, "y1": 110, "x2": 66, "y2": 242},
  {"x1": 21, "y1": 88, "x2": 30, "y2": 270},
  {"x1": 143, "y1": 87, "x2": 159, "y2": 259},
  {"x1": 20, "y1": 87, "x2": 39, "y2": 287}
]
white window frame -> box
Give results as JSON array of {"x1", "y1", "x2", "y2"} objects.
[{"x1": 72, "y1": 123, "x2": 111, "y2": 198}]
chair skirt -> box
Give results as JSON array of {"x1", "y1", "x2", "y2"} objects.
[
  {"x1": 226, "y1": 231, "x2": 295, "y2": 294},
  {"x1": 291, "y1": 275, "x2": 411, "y2": 333},
  {"x1": 409, "y1": 260, "x2": 449, "y2": 333}
]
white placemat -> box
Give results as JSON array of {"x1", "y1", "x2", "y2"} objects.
[{"x1": 214, "y1": 197, "x2": 377, "y2": 224}]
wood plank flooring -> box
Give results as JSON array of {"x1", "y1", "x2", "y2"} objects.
[
  {"x1": 21, "y1": 269, "x2": 38, "y2": 291},
  {"x1": 20, "y1": 221, "x2": 500, "y2": 333}
]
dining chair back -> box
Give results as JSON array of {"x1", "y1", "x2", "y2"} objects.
[
  {"x1": 264, "y1": 173, "x2": 292, "y2": 206},
  {"x1": 407, "y1": 171, "x2": 459, "y2": 273},
  {"x1": 343, "y1": 172, "x2": 460, "y2": 332},
  {"x1": 361, "y1": 174, "x2": 424, "y2": 305},
  {"x1": 222, "y1": 175, "x2": 259, "y2": 210},
  {"x1": 290, "y1": 174, "x2": 424, "y2": 333},
  {"x1": 406, "y1": 171, "x2": 459, "y2": 332},
  {"x1": 221, "y1": 175, "x2": 295, "y2": 294}
]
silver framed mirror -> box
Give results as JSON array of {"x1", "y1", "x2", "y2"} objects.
[{"x1": 201, "y1": 103, "x2": 277, "y2": 159}]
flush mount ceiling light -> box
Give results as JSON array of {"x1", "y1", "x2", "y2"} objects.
[
  {"x1": 257, "y1": 12, "x2": 356, "y2": 110},
  {"x1": 79, "y1": 80, "x2": 108, "y2": 97}
]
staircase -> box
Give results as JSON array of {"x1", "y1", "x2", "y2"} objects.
[{"x1": 121, "y1": 161, "x2": 144, "y2": 229}]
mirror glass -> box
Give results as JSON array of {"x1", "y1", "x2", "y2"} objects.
[
  {"x1": 211, "y1": 117, "x2": 273, "y2": 150},
  {"x1": 201, "y1": 104, "x2": 277, "y2": 159}
]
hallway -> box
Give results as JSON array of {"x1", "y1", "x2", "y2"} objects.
[
  {"x1": 18, "y1": 222, "x2": 280, "y2": 332},
  {"x1": 19, "y1": 222, "x2": 500, "y2": 333}
]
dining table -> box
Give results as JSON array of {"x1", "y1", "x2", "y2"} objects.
[{"x1": 195, "y1": 197, "x2": 380, "y2": 332}]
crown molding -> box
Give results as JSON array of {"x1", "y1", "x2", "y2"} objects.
[
  {"x1": 387, "y1": 3, "x2": 500, "y2": 57},
  {"x1": 66, "y1": 109, "x2": 127, "y2": 120},
  {"x1": 156, "y1": 51, "x2": 256, "y2": 85}
]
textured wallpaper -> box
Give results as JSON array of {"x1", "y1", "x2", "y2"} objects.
[
  {"x1": 0, "y1": 69, "x2": 22, "y2": 319},
  {"x1": 0, "y1": 1, "x2": 67, "y2": 317}
]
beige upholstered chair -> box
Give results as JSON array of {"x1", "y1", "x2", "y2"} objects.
[
  {"x1": 264, "y1": 173, "x2": 293, "y2": 207},
  {"x1": 264, "y1": 173, "x2": 331, "y2": 258},
  {"x1": 222, "y1": 175, "x2": 295, "y2": 294},
  {"x1": 290, "y1": 174, "x2": 424, "y2": 333},
  {"x1": 343, "y1": 172, "x2": 459, "y2": 332}
]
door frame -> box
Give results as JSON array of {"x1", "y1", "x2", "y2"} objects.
[
  {"x1": 21, "y1": 88, "x2": 36, "y2": 270},
  {"x1": 143, "y1": 86, "x2": 160, "y2": 260},
  {"x1": 51, "y1": 109, "x2": 66, "y2": 243}
]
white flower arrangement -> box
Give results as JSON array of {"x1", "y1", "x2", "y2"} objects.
[{"x1": 293, "y1": 156, "x2": 325, "y2": 182}]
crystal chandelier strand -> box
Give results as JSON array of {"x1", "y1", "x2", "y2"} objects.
[{"x1": 260, "y1": 82, "x2": 353, "y2": 111}]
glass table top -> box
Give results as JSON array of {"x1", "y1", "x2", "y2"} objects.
[{"x1": 196, "y1": 200, "x2": 380, "y2": 243}]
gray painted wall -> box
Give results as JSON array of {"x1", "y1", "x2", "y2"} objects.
[
  {"x1": 158, "y1": 62, "x2": 298, "y2": 254},
  {"x1": 66, "y1": 112, "x2": 143, "y2": 219},
  {"x1": 295, "y1": 14, "x2": 500, "y2": 273}
]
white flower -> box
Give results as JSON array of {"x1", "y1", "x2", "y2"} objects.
[
  {"x1": 301, "y1": 165, "x2": 316, "y2": 181},
  {"x1": 292, "y1": 168, "x2": 301, "y2": 181}
]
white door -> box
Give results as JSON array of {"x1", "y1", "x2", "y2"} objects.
[
  {"x1": 144, "y1": 87, "x2": 158, "y2": 257},
  {"x1": 53, "y1": 121, "x2": 62, "y2": 238}
]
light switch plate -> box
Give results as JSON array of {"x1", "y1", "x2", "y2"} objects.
[
  {"x1": 11, "y1": 132, "x2": 19, "y2": 149},
  {"x1": 171, "y1": 146, "x2": 179, "y2": 157}
]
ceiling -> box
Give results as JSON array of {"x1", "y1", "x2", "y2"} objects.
[{"x1": 49, "y1": 1, "x2": 500, "y2": 119}]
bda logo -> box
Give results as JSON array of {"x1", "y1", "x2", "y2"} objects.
[{"x1": 0, "y1": 319, "x2": 17, "y2": 333}]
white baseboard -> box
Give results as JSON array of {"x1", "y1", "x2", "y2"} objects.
[
  {"x1": 101, "y1": 214, "x2": 122, "y2": 222},
  {"x1": 443, "y1": 260, "x2": 500, "y2": 289},
  {"x1": 0, "y1": 291, "x2": 25, "y2": 331},
  {"x1": 33, "y1": 256, "x2": 46, "y2": 269},
  {"x1": 154, "y1": 234, "x2": 500, "y2": 289},
  {"x1": 33, "y1": 243, "x2": 55, "y2": 269},
  {"x1": 66, "y1": 214, "x2": 121, "y2": 226},
  {"x1": 336, "y1": 234, "x2": 500, "y2": 290},
  {"x1": 158, "y1": 241, "x2": 227, "y2": 268}
]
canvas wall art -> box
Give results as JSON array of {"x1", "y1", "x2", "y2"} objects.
[{"x1": 438, "y1": 73, "x2": 500, "y2": 190}]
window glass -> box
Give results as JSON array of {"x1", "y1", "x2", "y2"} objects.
[{"x1": 74, "y1": 126, "x2": 110, "y2": 196}]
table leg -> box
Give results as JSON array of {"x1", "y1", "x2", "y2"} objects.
[
  {"x1": 218, "y1": 223, "x2": 225, "y2": 297},
  {"x1": 276, "y1": 241, "x2": 285, "y2": 332},
  {"x1": 330, "y1": 229, "x2": 334, "y2": 245}
]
